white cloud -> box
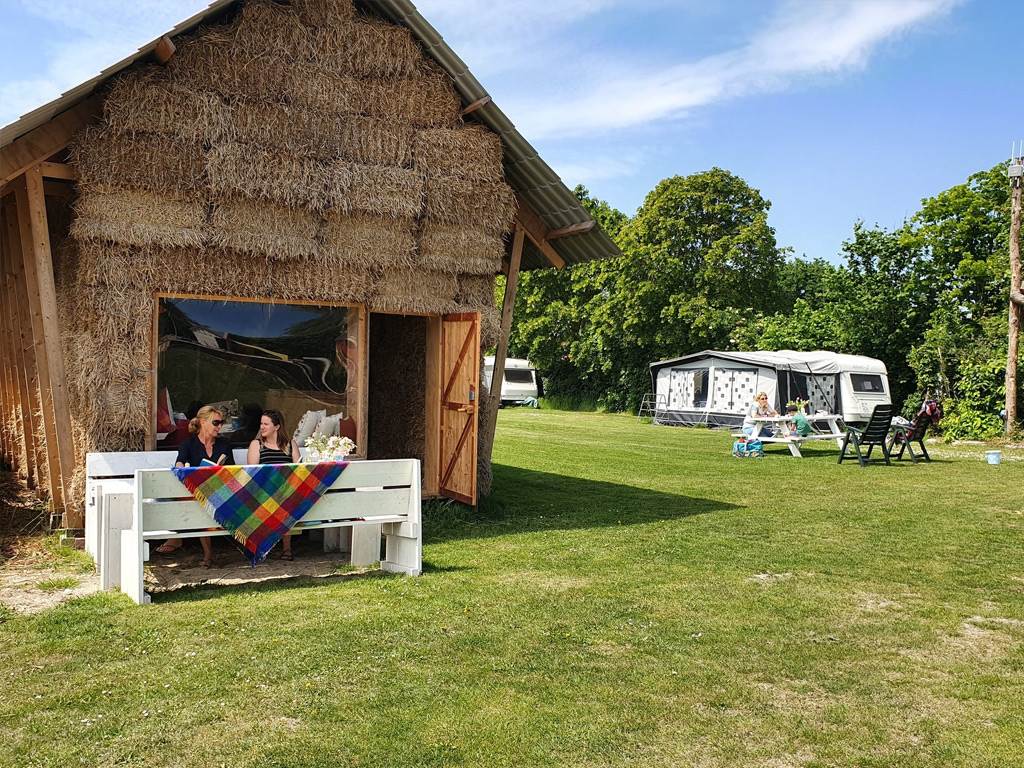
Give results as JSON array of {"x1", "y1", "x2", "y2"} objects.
[
  {"x1": 1, "y1": 0, "x2": 209, "y2": 125},
  {"x1": 550, "y1": 154, "x2": 643, "y2": 188},
  {"x1": 502, "y1": 0, "x2": 959, "y2": 139},
  {"x1": 413, "y1": 0, "x2": 623, "y2": 76}
]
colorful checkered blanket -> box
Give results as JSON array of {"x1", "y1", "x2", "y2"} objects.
[{"x1": 172, "y1": 462, "x2": 348, "y2": 565}]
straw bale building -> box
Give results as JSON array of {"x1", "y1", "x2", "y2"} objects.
[{"x1": 0, "y1": 0, "x2": 619, "y2": 528}]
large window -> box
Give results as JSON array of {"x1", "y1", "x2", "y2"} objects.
[
  {"x1": 155, "y1": 296, "x2": 362, "y2": 450},
  {"x1": 850, "y1": 373, "x2": 885, "y2": 394},
  {"x1": 503, "y1": 368, "x2": 535, "y2": 384}
]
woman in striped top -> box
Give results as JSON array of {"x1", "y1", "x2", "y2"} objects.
[{"x1": 247, "y1": 409, "x2": 301, "y2": 560}]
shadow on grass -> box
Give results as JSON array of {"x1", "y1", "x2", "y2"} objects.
[
  {"x1": 427, "y1": 464, "x2": 740, "y2": 544},
  {"x1": 153, "y1": 567, "x2": 394, "y2": 604},
  {"x1": 151, "y1": 560, "x2": 472, "y2": 604}
]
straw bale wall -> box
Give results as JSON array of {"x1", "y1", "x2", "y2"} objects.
[{"x1": 63, "y1": 0, "x2": 511, "y2": 499}]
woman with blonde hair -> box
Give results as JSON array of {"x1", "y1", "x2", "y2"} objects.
[
  {"x1": 247, "y1": 409, "x2": 300, "y2": 560},
  {"x1": 156, "y1": 404, "x2": 232, "y2": 566},
  {"x1": 742, "y1": 391, "x2": 778, "y2": 437}
]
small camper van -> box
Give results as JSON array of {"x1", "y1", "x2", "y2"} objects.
[
  {"x1": 649, "y1": 350, "x2": 890, "y2": 427},
  {"x1": 484, "y1": 357, "x2": 540, "y2": 405}
]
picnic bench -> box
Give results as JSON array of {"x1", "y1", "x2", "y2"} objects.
[
  {"x1": 733, "y1": 414, "x2": 846, "y2": 458},
  {"x1": 85, "y1": 451, "x2": 421, "y2": 604}
]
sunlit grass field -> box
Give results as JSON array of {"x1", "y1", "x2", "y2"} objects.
[{"x1": 2, "y1": 410, "x2": 1023, "y2": 767}]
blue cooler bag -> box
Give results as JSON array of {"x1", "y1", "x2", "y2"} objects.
[{"x1": 732, "y1": 438, "x2": 764, "y2": 458}]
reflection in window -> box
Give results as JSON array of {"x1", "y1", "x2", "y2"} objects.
[
  {"x1": 156, "y1": 297, "x2": 360, "y2": 449},
  {"x1": 503, "y1": 368, "x2": 535, "y2": 384},
  {"x1": 850, "y1": 373, "x2": 885, "y2": 394}
]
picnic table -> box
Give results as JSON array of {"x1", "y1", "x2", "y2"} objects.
[{"x1": 737, "y1": 413, "x2": 846, "y2": 458}]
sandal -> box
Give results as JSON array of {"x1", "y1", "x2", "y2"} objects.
[
  {"x1": 280, "y1": 552, "x2": 294, "y2": 561},
  {"x1": 155, "y1": 542, "x2": 182, "y2": 554},
  {"x1": 201, "y1": 558, "x2": 213, "y2": 568}
]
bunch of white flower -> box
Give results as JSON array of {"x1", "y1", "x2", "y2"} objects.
[{"x1": 305, "y1": 433, "x2": 356, "y2": 460}]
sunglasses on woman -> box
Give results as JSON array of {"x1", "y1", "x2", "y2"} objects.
[{"x1": 211, "y1": 419, "x2": 225, "y2": 427}]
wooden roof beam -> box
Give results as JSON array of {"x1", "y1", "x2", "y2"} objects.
[
  {"x1": 40, "y1": 162, "x2": 77, "y2": 181},
  {"x1": 461, "y1": 95, "x2": 491, "y2": 117},
  {"x1": 154, "y1": 35, "x2": 176, "y2": 65},
  {"x1": 0, "y1": 96, "x2": 100, "y2": 186},
  {"x1": 547, "y1": 220, "x2": 595, "y2": 240},
  {"x1": 514, "y1": 194, "x2": 566, "y2": 270}
]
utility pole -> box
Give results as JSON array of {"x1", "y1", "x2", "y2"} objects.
[{"x1": 1006, "y1": 146, "x2": 1024, "y2": 434}]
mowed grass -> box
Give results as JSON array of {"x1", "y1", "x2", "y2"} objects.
[{"x1": 3, "y1": 410, "x2": 1024, "y2": 767}]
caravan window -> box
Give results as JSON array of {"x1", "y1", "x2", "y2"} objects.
[
  {"x1": 155, "y1": 296, "x2": 362, "y2": 450},
  {"x1": 851, "y1": 373, "x2": 885, "y2": 394},
  {"x1": 504, "y1": 368, "x2": 535, "y2": 384}
]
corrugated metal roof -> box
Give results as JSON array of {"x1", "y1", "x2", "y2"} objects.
[{"x1": 0, "y1": 0, "x2": 621, "y2": 270}]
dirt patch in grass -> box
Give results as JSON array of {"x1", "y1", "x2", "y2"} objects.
[
  {"x1": 0, "y1": 473, "x2": 101, "y2": 615},
  {"x1": 748, "y1": 572, "x2": 794, "y2": 585},
  {"x1": 0, "y1": 567, "x2": 101, "y2": 615},
  {"x1": 854, "y1": 591, "x2": 904, "y2": 613}
]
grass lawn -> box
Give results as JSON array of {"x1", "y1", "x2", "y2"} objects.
[{"x1": 3, "y1": 410, "x2": 1024, "y2": 767}]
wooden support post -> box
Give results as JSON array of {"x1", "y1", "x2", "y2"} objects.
[
  {"x1": 3, "y1": 197, "x2": 40, "y2": 489},
  {"x1": 0, "y1": 210, "x2": 12, "y2": 469},
  {"x1": 1007, "y1": 166, "x2": 1023, "y2": 434},
  {"x1": 0, "y1": 206, "x2": 19, "y2": 471},
  {"x1": 484, "y1": 224, "x2": 525, "y2": 447},
  {"x1": 15, "y1": 168, "x2": 76, "y2": 524}
]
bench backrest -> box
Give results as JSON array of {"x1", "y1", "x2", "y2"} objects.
[{"x1": 134, "y1": 459, "x2": 420, "y2": 535}]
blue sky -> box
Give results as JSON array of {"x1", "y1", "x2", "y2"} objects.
[{"x1": 1, "y1": 0, "x2": 1021, "y2": 261}]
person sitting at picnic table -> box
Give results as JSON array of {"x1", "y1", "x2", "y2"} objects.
[
  {"x1": 743, "y1": 392, "x2": 778, "y2": 436},
  {"x1": 247, "y1": 409, "x2": 301, "y2": 561},
  {"x1": 784, "y1": 403, "x2": 812, "y2": 437},
  {"x1": 156, "y1": 404, "x2": 232, "y2": 566}
]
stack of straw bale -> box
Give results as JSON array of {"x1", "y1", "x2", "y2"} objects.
[{"x1": 65, "y1": 0, "x2": 513, "y2": 496}]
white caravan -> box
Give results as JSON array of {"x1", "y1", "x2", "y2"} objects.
[{"x1": 483, "y1": 356, "x2": 540, "y2": 405}]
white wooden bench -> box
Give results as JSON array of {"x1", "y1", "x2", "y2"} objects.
[{"x1": 85, "y1": 452, "x2": 421, "y2": 604}]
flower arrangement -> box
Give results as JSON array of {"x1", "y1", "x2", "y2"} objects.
[
  {"x1": 785, "y1": 398, "x2": 808, "y2": 413},
  {"x1": 305, "y1": 433, "x2": 356, "y2": 461}
]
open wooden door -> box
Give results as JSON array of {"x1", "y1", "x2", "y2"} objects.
[{"x1": 439, "y1": 312, "x2": 480, "y2": 505}]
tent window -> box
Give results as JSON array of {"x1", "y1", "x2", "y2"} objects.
[
  {"x1": 789, "y1": 373, "x2": 810, "y2": 401},
  {"x1": 155, "y1": 296, "x2": 361, "y2": 449},
  {"x1": 850, "y1": 373, "x2": 884, "y2": 393},
  {"x1": 693, "y1": 368, "x2": 709, "y2": 407}
]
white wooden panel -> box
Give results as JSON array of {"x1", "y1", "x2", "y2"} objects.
[
  {"x1": 350, "y1": 524, "x2": 382, "y2": 566},
  {"x1": 137, "y1": 459, "x2": 415, "y2": 500},
  {"x1": 87, "y1": 448, "x2": 314, "y2": 478},
  {"x1": 383, "y1": 532, "x2": 420, "y2": 575},
  {"x1": 140, "y1": 487, "x2": 412, "y2": 533},
  {"x1": 88, "y1": 451, "x2": 178, "y2": 477}
]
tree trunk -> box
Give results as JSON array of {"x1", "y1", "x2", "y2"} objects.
[{"x1": 1007, "y1": 177, "x2": 1022, "y2": 434}]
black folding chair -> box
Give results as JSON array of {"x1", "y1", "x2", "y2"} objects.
[
  {"x1": 890, "y1": 413, "x2": 933, "y2": 463},
  {"x1": 838, "y1": 404, "x2": 894, "y2": 467}
]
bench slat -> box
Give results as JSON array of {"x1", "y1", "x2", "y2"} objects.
[
  {"x1": 137, "y1": 460, "x2": 414, "y2": 500},
  {"x1": 141, "y1": 487, "x2": 412, "y2": 533}
]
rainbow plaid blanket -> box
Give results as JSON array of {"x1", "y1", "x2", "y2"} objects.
[{"x1": 172, "y1": 462, "x2": 348, "y2": 565}]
